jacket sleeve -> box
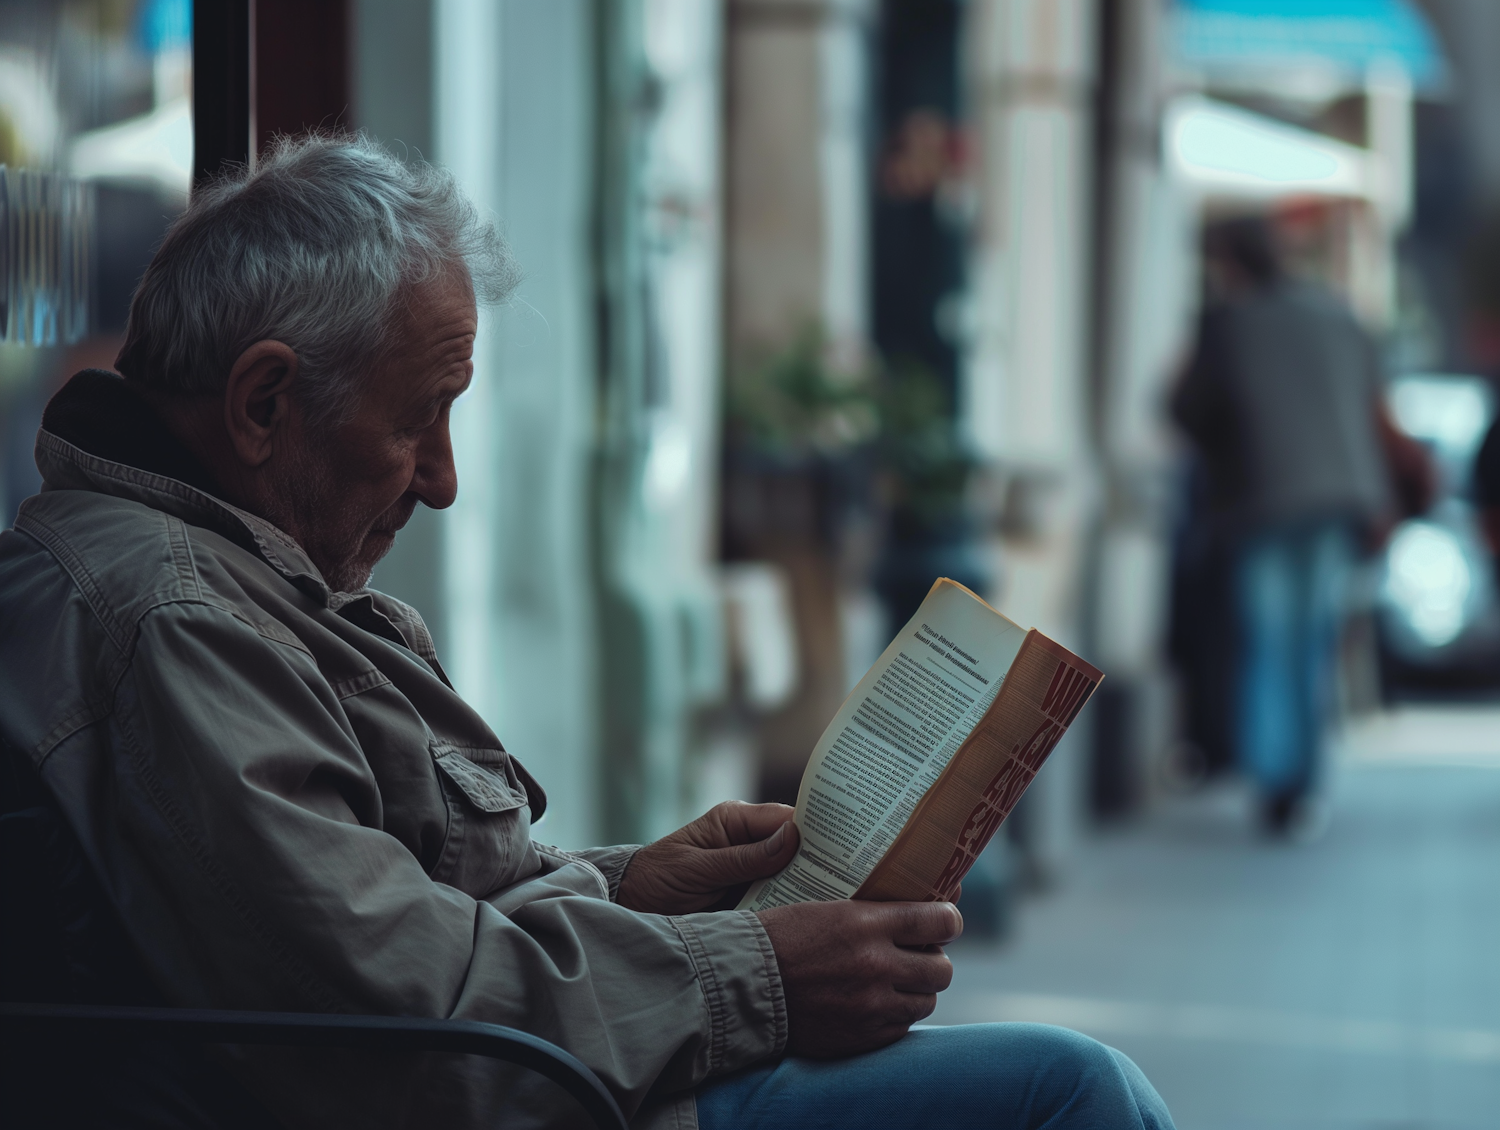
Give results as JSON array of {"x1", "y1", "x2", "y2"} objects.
[
  {"x1": 63, "y1": 600, "x2": 784, "y2": 1127},
  {"x1": 569, "y1": 844, "x2": 642, "y2": 901}
]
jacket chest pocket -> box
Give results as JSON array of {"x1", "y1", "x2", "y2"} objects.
[{"x1": 429, "y1": 741, "x2": 534, "y2": 895}]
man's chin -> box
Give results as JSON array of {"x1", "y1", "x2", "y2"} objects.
[
  {"x1": 323, "y1": 499, "x2": 416, "y2": 592},
  {"x1": 321, "y1": 534, "x2": 396, "y2": 593},
  {"x1": 355, "y1": 530, "x2": 398, "y2": 582}
]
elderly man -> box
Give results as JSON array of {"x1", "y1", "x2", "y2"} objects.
[{"x1": 0, "y1": 137, "x2": 1172, "y2": 1129}]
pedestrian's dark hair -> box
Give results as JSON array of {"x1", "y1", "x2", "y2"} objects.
[{"x1": 1204, "y1": 216, "x2": 1281, "y2": 288}]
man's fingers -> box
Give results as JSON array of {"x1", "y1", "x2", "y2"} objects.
[
  {"x1": 891, "y1": 991, "x2": 939, "y2": 1026},
  {"x1": 708, "y1": 801, "x2": 797, "y2": 846},
  {"x1": 761, "y1": 819, "x2": 800, "y2": 858},
  {"x1": 890, "y1": 948, "x2": 953, "y2": 995},
  {"x1": 733, "y1": 819, "x2": 799, "y2": 871},
  {"x1": 683, "y1": 822, "x2": 800, "y2": 888},
  {"x1": 881, "y1": 901, "x2": 963, "y2": 947}
]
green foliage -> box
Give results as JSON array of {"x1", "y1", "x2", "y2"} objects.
[
  {"x1": 726, "y1": 325, "x2": 878, "y2": 457},
  {"x1": 874, "y1": 356, "x2": 973, "y2": 527},
  {"x1": 726, "y1": 326, "x2": 974, "y2": 526}
]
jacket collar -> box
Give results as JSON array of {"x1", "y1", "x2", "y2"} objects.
[{"x1": 34, "y1": 370, "x2": 354, "y2": 608}]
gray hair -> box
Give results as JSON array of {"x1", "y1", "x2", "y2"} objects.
[{"x1": 115, "y1": 133, "x2": 520, "y2": 425}]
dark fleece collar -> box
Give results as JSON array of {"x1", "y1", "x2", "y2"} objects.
[{"x1": 41, "y1": 370, "x2": 221, "y2": 497}]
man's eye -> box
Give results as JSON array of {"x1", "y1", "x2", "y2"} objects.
[{"x1": 404, "y1": 405, "x2": 441, "y2": 434}]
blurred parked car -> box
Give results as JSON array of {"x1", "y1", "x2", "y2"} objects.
[{"x1": 1376, "y1": 374, "x2": 1500, "y2": 697}]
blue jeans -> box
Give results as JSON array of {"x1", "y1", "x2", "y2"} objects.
[
  {"x1": 694, "y1": 1024, "x2": 1175, "y2": 1129},
  {"x1": 1235, "y1": 521, "x2": 1354, "y2": 798}
]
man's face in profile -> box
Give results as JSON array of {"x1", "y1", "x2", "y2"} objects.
[{"x1": 279, "y1": 271, "x2": 478, "y2": 592}]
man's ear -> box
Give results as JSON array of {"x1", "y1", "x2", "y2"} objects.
[{"x1": 223, "y1": 341, "x2": 299, "y2": 467}]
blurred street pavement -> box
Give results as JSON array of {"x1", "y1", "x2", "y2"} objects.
[{"x1": 932, "y1": 709, "x2": 1500, "y2": 1130}]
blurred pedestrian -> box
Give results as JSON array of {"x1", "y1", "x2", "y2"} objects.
[
  {"x1": 1166, "y1": 453, "x2": 1238, "y2": 785},
  {"x1": 1172, "y1": 217, "x2": 1391, "y2": 836}
]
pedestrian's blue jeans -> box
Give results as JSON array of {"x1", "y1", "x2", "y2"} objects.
[
  {"x1": 1235, "y1": 521, "x2": 1354, "y2": 796},
  {"x1": 694, "y1": 1023, "x2": 1175, "y2": 1129}
]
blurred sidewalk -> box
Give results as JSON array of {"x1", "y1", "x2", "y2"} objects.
[{"x1": 932, "y1": 709, "x2": 1500, "y2": 1130}]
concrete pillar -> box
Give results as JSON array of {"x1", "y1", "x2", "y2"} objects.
[
  {"x1": 963, "y1": 0, "x2": 1099, "y2": 872},
  {"x1": 594, "y1": 0, "x2": 731, "y2": 843},
  {"x1": 722, "y1": 0, "x2": 876, "y2": 801},
  {"x1": 1089, "y1": 0, "x2": 1190, "y2": 817},
  {"x1": 964, "y1": 0, "x2": 1096, "y2": 477},
  {"x1": 1353, "y1": 58, "x2": 1414, "y2": 328},
  {"x1": 725, "y1": 0, "x2": 872, "y2": 361}
]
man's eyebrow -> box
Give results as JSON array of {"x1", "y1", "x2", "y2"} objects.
[{"x1": 410, "y1": 370, "x2": 471, "y2": 409}]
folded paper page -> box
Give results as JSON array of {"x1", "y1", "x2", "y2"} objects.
[{"x1": 740, "y1": 578, "x2": 1101, "y2": 910}]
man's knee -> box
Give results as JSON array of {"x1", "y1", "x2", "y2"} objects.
[
  {"x1": 1010, "y1": 1023, "x2": 1119, "y2": 1087},
  {"x1": 988, "y1": 1024, "x2": 1170, "y2": 1127}
]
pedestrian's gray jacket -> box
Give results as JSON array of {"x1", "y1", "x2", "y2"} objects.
[
  {"x1": 0, "y1": 372, "x2": 786, "y2": 1128},
  {"x1": 1172, "y1": 279, "x2": 1391, "y2": 533}
]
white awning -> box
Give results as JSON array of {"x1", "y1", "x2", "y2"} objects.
[{"x1": 1167, "y1": 95, "x2": 1374, "y2": 202}]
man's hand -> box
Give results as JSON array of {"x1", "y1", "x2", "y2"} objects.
[
  {"x1": 616, "y1": 802, "x2": 800, "y2": 915},
  {"x1": 756, "y1": 900, "x2": 961, "y2": 1058}
]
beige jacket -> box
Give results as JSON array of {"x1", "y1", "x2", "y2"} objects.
[{"x1": 0, "y1": 419, "x2": 785, "y2": 1127}]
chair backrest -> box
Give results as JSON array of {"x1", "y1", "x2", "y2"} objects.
[
  {"x1": 0, "y1": 743, "x2": 630, "y2": 1130},
  {"x1": 0, "y1": 740, "x2": 282, "y2": 1127}
]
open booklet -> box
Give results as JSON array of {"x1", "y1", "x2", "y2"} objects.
[{"x1": 739, "y1": 578, "x2": 1102, "y2": 910}]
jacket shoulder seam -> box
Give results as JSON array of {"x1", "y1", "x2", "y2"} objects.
[
  {"x1": 131, "y1": 596, "x2": 317, "y2": 659},
  {"x1": 13, "y1": 512, "x2": 130, "y2": 653},
  {"x1": 164, "y1": 513, "x2": 203, "y2": 603}
]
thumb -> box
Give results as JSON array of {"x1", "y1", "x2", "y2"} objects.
[{"x1": 693, "y1": 820, "x2": 799, "y2": 887}]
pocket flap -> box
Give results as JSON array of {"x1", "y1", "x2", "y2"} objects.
[{"x1": 430, "y1": 742, "x2": 528, "y2": 814}]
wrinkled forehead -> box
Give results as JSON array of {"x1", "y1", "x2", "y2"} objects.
[
  {"x1": 386, "y1": 263, "x2": 477, "y2": 332},
  {"x1": 355, "y1": 274, "x2": 478, "y2": 408}
]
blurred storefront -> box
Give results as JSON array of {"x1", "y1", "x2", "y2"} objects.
[
  {"x1": 0, "y1": 0, "x2": 1474, "y2": 865},
  {"x1": 11, "y1": 3, "x2": 1500, "y2": 1121}
]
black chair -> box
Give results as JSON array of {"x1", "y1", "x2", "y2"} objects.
[{"x1": 0, "y1": 745, "x2": 627, "y2": 1130}]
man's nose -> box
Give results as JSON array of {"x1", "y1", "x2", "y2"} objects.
[{"x1": 411, "y1": 421, "x2": 459, "y2": 510}]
